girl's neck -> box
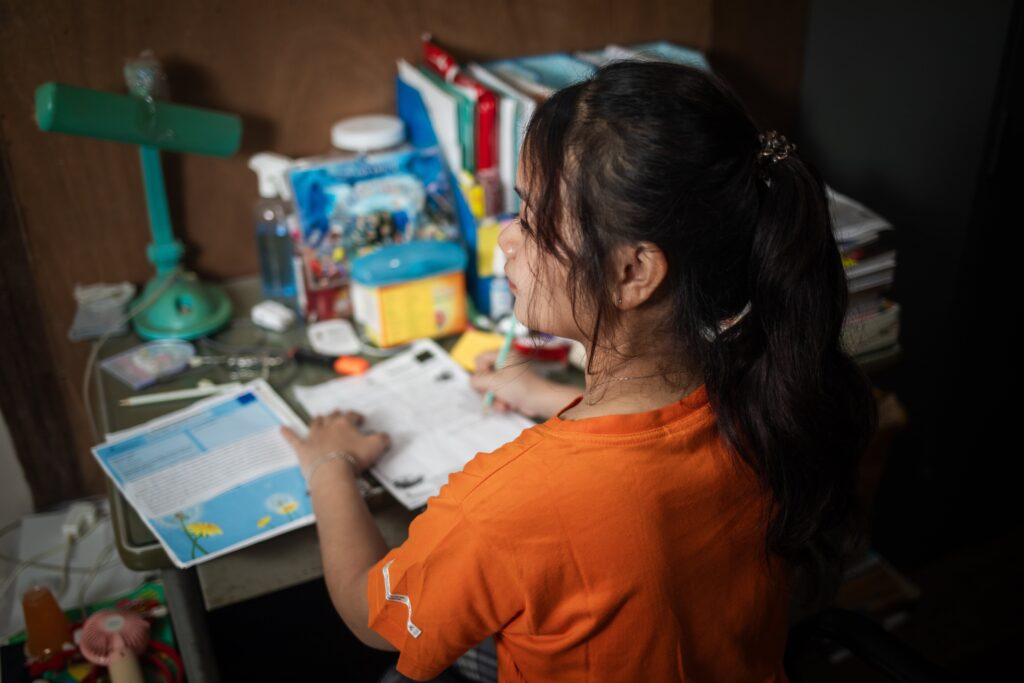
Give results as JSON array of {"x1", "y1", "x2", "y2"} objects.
[{"x1": 562, "y1": 353, "x2": 703, "y2": 421}]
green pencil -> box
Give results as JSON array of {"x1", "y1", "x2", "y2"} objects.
[{"x1": 483, "y1": 317, "x2": 517, "y2": 408}]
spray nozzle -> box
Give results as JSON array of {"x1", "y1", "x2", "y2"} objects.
[{"x1": 248, "y1": 152, "x2": 294, "y2": 200}]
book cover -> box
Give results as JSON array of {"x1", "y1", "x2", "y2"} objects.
[
  {"x1": 417, "y1": 65, "x2": 477, "y2": 173},
  {"x1": 483, "y1": 53, "x2": 595, "y2": 99},
  {"x1": 396, "y1": 59, "x2": 462, "y2": 175},
  {"x1": 467, "y1": 63, "x2": 537, "y2": 214},
  {"x1": 423, "y1": 36, "x2": 499, "y2": 173},
  {"x1": 92, "y1": 381, "x2": 315, "y2": 569}
]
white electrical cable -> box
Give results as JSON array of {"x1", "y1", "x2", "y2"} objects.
[
  {"x1": 57, "y1": 540, "x2": 73, "y2": 597},
  {"x1": 77, "y1": 542, "x2": 117, "y2": 619},
  {"x1": 81, "y1": 267, "x2": 184, "y2": 442},
  {"x1": 0, "y1": 541, "x2": 71, "y2": 599},
  {"x1": 0, "y1": 505, "x2": 108, "y2": 597}
]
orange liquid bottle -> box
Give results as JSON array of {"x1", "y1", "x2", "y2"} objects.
[{"x1": 21, "y1": 585, "x2": 72, "y2": 660}]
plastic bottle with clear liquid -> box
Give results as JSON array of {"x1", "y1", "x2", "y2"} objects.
[{"x1": 249, "y1": 153, "x2": 300, "y2": 305}]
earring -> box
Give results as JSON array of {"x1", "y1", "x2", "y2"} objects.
[{"x1": 616, "y1": 296, "x2": 623, "y2": 306}]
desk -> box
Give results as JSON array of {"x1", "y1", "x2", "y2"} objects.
[{"x1": 93, "y1": 277, "x2": 423, "y2": 683}]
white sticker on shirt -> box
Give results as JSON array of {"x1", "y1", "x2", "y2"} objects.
[{"x1": 383, "y1": 559, "x2": 422, "y2": 638}]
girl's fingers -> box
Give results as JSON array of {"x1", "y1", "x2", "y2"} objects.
[
  {"x1": 344, "y1": 410, "x2": 365, "y2": 427},
  {"x1": 370, "y1": 432, "x2": 391, "y2": 451},
  {"x1": 474, "y1": 349, "x2": 499, "y2": 372},
  {"x1": 469, "y1": 373, "x2": 495, "y2": 393},
  {"x1": 352, "y1": 432, "x2": 391, "y2": 463}
]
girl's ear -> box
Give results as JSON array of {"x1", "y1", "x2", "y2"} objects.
[{"x1": 612, "y1": 242, "x2": 668, "y2": 309}]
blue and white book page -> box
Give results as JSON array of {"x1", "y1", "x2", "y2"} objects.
[
  {"x1": 293, "y1": 339, "x2": 533, "y2": 510},
  {"x1": 92, "y1": 380, "x2": 312, "y2": 568},
  {"x1": 397, "y1": 58, "x2": 462, "y2": 175}
]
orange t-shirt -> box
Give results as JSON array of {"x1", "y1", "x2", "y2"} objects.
[{"x1": 367, "y1": 384, "x2": 792, "y2": 682}]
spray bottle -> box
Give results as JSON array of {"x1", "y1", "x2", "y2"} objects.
[{"x1": 248, "y1": 153, "x2": 301, "y2": 308}]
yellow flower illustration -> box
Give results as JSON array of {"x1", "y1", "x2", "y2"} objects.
[
  {"x1": 257, "y1": 516, "x2": 272, "y2": 529},
  {"x1": 266, "y1": 493, "x2": 301, "y2": 520},
  {"x1": 185, "y1": 522, "x2": 223, "y2": 538}
]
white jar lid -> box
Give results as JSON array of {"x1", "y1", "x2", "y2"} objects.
[{"x1": 331, "y1": 115, "x2": 405, "y2": 152}]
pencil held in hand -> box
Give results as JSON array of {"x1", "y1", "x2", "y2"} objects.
[{"x1": 483, "y1": 318, "x2": 517, "y2": 408}]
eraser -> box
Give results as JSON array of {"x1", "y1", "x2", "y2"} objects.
[{"x1": 252, "y1": 300, "x2": 296, "y2": 332}]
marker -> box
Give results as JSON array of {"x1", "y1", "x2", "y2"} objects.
[{"x1": 483, "y1": 316, "x2": 517, "y2": 408}]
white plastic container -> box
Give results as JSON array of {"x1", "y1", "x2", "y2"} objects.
[{"x1": 331, "y1": 115, "x2": 408, "y2": 155}]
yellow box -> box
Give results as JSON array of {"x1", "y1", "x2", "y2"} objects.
[{"x1": 350, "y1": 242, "x2": 468, "y2": 348}]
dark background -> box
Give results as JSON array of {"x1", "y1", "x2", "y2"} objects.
[{"x1": 800, "y1": 0, "x2": 1019, "y2": 570}]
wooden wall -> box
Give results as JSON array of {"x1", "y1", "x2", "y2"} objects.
[{"x1": 0, "y1": 0, "x2": 807, "y2": 507}]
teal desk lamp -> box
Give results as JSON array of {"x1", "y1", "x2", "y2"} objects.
[{"x1": 34, "y1": 54, "x2": 242, "y2": 340}]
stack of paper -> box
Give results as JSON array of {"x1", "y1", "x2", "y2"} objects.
[
  {"x1": 830, "y1": 188, "x2": 901, "y2": 359},
  {"x1": 294, "y1": 339, "x2": 533, "y2": 510}
]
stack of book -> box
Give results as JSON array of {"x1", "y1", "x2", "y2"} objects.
[
  {"x1": 397, "y1": 37, "x2": 710, "y2": 219},
  {"x1": 830, "y1": 188, "x2": 900, "y2": 361}
]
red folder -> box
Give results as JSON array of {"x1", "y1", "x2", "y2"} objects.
[{"x1": 423, "y1": 35, "x2": 498, "y2": 173}]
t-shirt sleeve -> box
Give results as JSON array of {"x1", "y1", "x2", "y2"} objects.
[{"x1": 366, "y1": 481, "x2": 523, "y2": 680}]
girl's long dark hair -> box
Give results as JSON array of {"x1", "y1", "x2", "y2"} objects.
[{"x1": 519, "y1": 60, "x2": 878, "y2": 601}]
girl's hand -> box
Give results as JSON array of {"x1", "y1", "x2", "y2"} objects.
[
  {"x1": 470, "y1": 349, "x2": 546, "y2": 417},
  {"x1": 281, "y1": 410, "x2": 391, "y2": 474}
]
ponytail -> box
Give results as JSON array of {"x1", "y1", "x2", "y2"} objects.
[{"x1": 707, "y1": 147, "x2": 879, "y2": 603}]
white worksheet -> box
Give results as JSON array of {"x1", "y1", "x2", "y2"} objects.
[{"x1": 293, "y1": 339, "x2": 533, "y2": 509}]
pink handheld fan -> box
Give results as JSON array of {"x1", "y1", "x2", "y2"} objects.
[{"x1": 79, "y1": 609, "x2": 150, "y2": 683}]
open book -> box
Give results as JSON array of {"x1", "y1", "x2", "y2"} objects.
[{"x1": 293, "y1": 339, "x2": 534, "y2": 510}]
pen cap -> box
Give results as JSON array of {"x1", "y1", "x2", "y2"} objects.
[{"x1": 332, "y1": 115, "x2": 406, "y2": 153}]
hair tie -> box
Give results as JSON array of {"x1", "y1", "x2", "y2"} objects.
[
  {"x1": 757, "y1": 130, "x2": 796, "y2": 165},
  {"x1": 700, "y1": 301, "x2": 752, "y2": 343}
]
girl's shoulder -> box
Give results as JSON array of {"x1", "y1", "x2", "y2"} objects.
[{"x1": 439, "y1": 424, "x2": 550, "y2": 507}]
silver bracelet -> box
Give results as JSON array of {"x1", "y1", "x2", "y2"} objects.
[{"x1": 304, "y1": 451, "x2": 360, "y2": 486}]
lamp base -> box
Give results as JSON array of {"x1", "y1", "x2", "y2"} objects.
[{"x1": 132, "y1": 271, "x2": 232, "y2": 340}]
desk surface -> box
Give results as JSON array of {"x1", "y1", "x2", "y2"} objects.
[{"x1": 95, "y1": 277, "x2": 426, "y2": 609}]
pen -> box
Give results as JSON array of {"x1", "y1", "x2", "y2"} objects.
[
  {"x1": 483, "y1": 316, "x2": 517, "y2": 408},
  {"x1": 120, "y1": 382, "x2": 241, "y2": 407}
]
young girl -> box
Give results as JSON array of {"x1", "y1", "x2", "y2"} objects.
[{"x1": 282, "y1": 59, "x2": 877, "y2": 682}]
